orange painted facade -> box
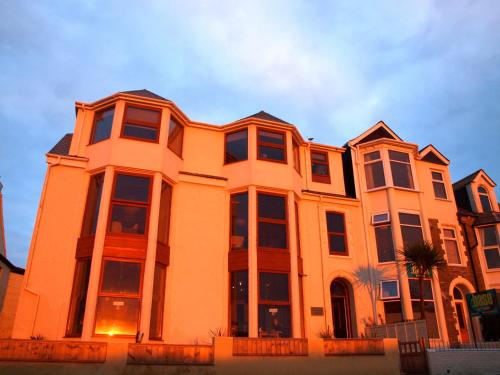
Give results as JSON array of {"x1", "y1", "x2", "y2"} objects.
[{"x1": 10, "y1": 90, "x2": 499, "y2": 345}]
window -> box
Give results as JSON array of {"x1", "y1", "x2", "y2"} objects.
[
  {"x1": 81, "y1": 173, "x2": 104, "y2": 236},
  {"x1": 482, "y1": 226, "x2": 500, "y2": 269},
  {"x1": 311, "y1": 150, "x2": 330, "y2": 183},
  {"x1": 409, "y1": 279, "x2": 439, "y2": 338},
  {"x1": 399, "y1": 213, "x2": 424, "y2": 248},
  {"x1": 257, "y1": 128, "x2": 286, "y2": 163},
  {"x1": 292, "y1": 138, "x2": 300, "y2": 173},
  {"x1": 384, "y1": 300, "x2": 403, "y2": 324},
  {"x1": 149, "y1": 263, "x2": 166, "y2": 340},
  {"x1": 121, "y1": 105, "x2": 161, "y2": 142},
  {"x1": 94, "y1": 260, "x2": 142, "y2": 336},
  {"x1": 443, "y1": 228, "x2": 461, "y2": 264},
  {"x1": 167, "y1": 117, "x2": 184, "y2": 158},
  {"x1": 157, "y1": 182, "x2": 173, "y2": 246},
  {"x1": 372, "y1": 212, "x2": 390, "y2": 224},
  {"x1": 375, "y1": 225, "x2": 395, "y2": 262},
  {"x1": 295, "y1": 202, "x2": 301, "y2": 257},
  {"x1": 380, "y1": 280, "x2": 399, "y2": 299},
  {"x1": 231, "y1": 193, "x2": 248, "y2": 251},
  {"x1": 326, "y1": 212, "x2": 348, "y2": 255},
  {"x1": 108, "y1": 174, "x2": 151, "y2": 235},
  {"x1": 225, "y1": 129, "x2": 248, "y2": 164},
  {"x1": 65, "y1": 258, "x2": 91, "y2": 337},
  {"x1": 257, "y1": 193, "x2": 287, "y2": 250},
  {"x1": 431, "y1": 171, "x2": 447, "y2": 199},
  {"x1": 90, "y1": 107, "x2": 114, "y2": 144},
  {"x1": 389, "y1": 150, "x2": 414, "y2": 189},
  {"x1": 258, "y1": 272, "x2": 291, "y2": 338},
  {"x1": 230, "y1": 271, "x2": 248, "y2": 337},
  {"x1": 364, "y1": 151, "x2": 385, "y2": 189},
  {"x1": 478, "y1": 186, "x2": 493, "y2": 212}
]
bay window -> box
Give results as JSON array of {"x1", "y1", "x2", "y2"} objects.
[
  {"x1": 482, "y1": 226, "x2": 500, "y2": 269},
  {"x1": 168, "y1": 117, "x2": 184, "y2": 158},
  {"x1": 364, "y1": 151, "x2": 385, "y2": 189},
  {"x1": 121, "y1": 105, "x2": 161, "y2": 142},
  {"x1": 225, "y1": 129, "x2": 248, "y2": 164},
  {"x1": 230, "y1": 271, "x2": 249, "y2": 337},
  {"x1": 292, "y1": 138, "x2": 300, "y2": 173},
  {"x1": 257, "y1": 193, "x2": 287, "y2": 250},
  {"x1": 389, "y1": 150, "x2": 414, "y2": 189},
  {"x1": 257, "y1": 128, "x2": 286, "y2": 163},
  {"x1": 149, "y1": 263, "x2": 166, "y2": 340},
  {"x1": 399, "y1": 213, "x2": 424, "y2": 248},
  {"x1": 90, "y1": 107, "x2": 114, "y2": 144},
  {"x1": 65, "y1": 258, "x2": 91, "y2": 337},
  {"x1": 409, "y1": 278, "x2": 439, "y2": 338},
  {"x1": 375, "y1": 224, "x2": 395, "y2": 262},
  {"x1": 81, "y1": 173, "x2": 104, "y2": 236},
  {"x1": 258, "y1": 272, "x2": 291, "y2": 338},
  {"x1": 231, "y1": 193, "x2": 248, "y2": 251}
]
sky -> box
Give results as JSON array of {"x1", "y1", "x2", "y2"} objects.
[{"x1": 0, "y1": 0, "x2": 499, "y2": 266}]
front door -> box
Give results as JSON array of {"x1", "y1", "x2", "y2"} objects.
[
  {"x1": 331, "y1": 280, "x2": 351, "y2": 338},
  {"x1": 455, "y1": 301, "x2": 469, "y2": 343}
]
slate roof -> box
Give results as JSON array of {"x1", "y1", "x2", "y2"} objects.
[
  {"x1": 239, "y1": 111, "x2": 290, "y2": 125},
  {"x1": 452, "y1": 170, "x2": 482, "y2": 191},
  {"x1": 0, "y1": 253, "x2": 25, "y2": 275},
  {"x1": 120, "y1": 89, "x2": 171, "y2": 102},
  {"x1": 48, "y1": 133, "x2": 73, "y2": 156}
]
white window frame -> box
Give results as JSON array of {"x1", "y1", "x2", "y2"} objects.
[
  {"x1": 380, "y1": 280, "x2": 400, "y2": 300},
  {"x1": 478, "y1": 186, "x2": 493, "y2": 212},
  {"x1": 481, "y1": 225, "x2": 500, "y2": 270},
  {"x1": 388, "y1": 150, "x2": 415, "y2": 190},
  {"x1": 431, "y1": 170, "x2": 448, "y2": 200},
  {"x1": 442, "y1": 226, "x2": 462, "y2": 266},
  {"x1": 372, "y1": 212, "x2": 390, "y2": 225},
  {"x1": 363, "y1": 150, "x2": 386, "y2": 191}
]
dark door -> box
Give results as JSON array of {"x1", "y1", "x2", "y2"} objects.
[{"x1": 331, "y1": 280, "x2": 351, "y2": 338}]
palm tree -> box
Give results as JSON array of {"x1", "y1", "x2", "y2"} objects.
[{"x1": 400, "y1": 241, "x2": 447, "y2": 321}]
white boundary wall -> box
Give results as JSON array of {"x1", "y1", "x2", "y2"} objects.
[{"x1": 427, "y1": 349, "x2": 500, "y2": 375}]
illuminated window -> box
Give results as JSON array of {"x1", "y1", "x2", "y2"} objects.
[
  {"x1": 90, "y1": 107, "x2": 114, "y2": 144},
  {"x1": 94, "y1": 260, "x2": 142, "y2": 336},
  {"x1": 478, "y1": 186, "x2": 493, "y2": 212},
  {"x1": 121, "y1": 105, "x2": 161, "y2": 142},
  {"x1": 443, "y1": 228, "x2": 461, "y2": 265},
  {"x1": 258, "y1": 193, "x2": 287, "y2": 250},
  {"x1": 230, "y1": 271, "x2": 248, "y2": 337},
  {"x1": 311, "y1": 150, "x2": 330, "y2": 183},
  {"x1": 230, "y1": 193, "x2": 248, "y2": 251},
  {"x1": 364, "y1": 151, "x2": 385, "y2": 189},
  {"x1": 168, "y1": 117, "x2": 184, "y2": 158},
  {"x1": 431, "y1": 171, "x2": 447, "y2": 199},
  {"x1": 409, "y1": 279, "x2": 439, "y2": 338},
  {"x1": 258, "y1": 272, "x2": 291, "y2": 338},
  {"x1": 326, "y1": 212, "x2": 347, "y2": 255},
  {"x1": 65, "y1": 258, "x2": 91, "y2": 337},
  {"x1": 482, "y1": 226, "x2": 500, "y2": 269},
  {"x1": 108, "y1": 174, "x2": 151, "y2": 235},
  {"x1": 389, "y1": 150, "x2": 414, "y2": 189},
  {"x1": 225, "y1": 129, "x2": 248, "y2": 164},
  {"x1": 257, "y1": 128, "x2": 286, "y2": 163}
]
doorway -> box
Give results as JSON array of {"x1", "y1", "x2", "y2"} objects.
[
  {"x1": 453, "y1": 287, "x2": 470, "y2": 343},
  {"x1": 330, "y1": 279, "x2": 352, "y2": 338}
]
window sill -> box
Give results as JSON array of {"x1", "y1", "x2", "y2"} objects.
[
  {"x1": 485, "y1": 267, "x2": 500, "y2": 272},
  {"x1": 434, "y1": 197, "x2": 453, "y2": 203},
  {"x1": 257, "y1": 157, "x2": 288, "y2": 165},
  {"x1": 119, "y1": 135, "x2": 160, "y2": 144},
  {"x1": 447, "y1": 263, "x2": 466, "y2": 267},
  {"x1": 377, "y1": 261, "x2": 397, "y2": 265},
  {"x1": 328, "y1": 253, "x2": 351, "y2": 259}
]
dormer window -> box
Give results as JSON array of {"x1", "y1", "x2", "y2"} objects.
[
  {"x1": 478, "y1": 186, "x2": 493, "y2": 212},
  {"x1": 389, "y1": 150, "x2": 414, "y2": 189},
  {"x1": 90, "y1": 107, "x2": 114, "y2": 144},
  {"x1": 121, "y1": 104, "x2": 161, "y2": 142}
]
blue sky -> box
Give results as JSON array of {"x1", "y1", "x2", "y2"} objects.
[{"x1": 1, "y1": 0, "x2": 499, "y2": 266}]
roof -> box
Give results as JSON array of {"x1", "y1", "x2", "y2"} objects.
[
  {"x1": 0, "y1": 253, "x2": 25, "y2": 275},
  {"x1": 119, "y1": 89, "x2": 171, "y2": 102},
  {"x1": 48, "y1": 133, "x2": 73, "y2": 156},
  {"x1": 348, "y1": 121, "x2": 402, "y2": 146},
  {"x1": 475, "y1": 212, "x2": 500, "y2": 226},
  {"x1": 452, "y1": 169, "x2": 492, "y2": 191},
  {"x1": 239, "y1": 111, "x2": 290, "y2": 125},
  {"x1": 419, "y1": 144, "x2": 449, "y2": 166}
]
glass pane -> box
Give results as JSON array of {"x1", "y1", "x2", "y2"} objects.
[
  {"x1": 149, "y1": 264, "x2": 166, "y2": 339},
  {"x1": 258, "y1": 194, "x2": 286, "y2": 220},
  {"x1": 312, "y1": 163, "x2": 329, "y2": 176},
  {"x1": 391, "y1": 161, "x2": 414, "y2": 188},
  {"x1": 411, "y1": 301, "x2": 439, "y2": 338},
  {"x1": 381, "y1": 281, "x2": 399, "y2": 298},
  {"x1": 258, "y1": 222, "x2": 287, "y2": 249},
  {"x1": 364, "y1": 151, "x2": 380, "y2": 162},
  {"x1": 225, "y1": 129, "x2": 248, "y2": 163},
  {"x1": 484, "y1": 249, "x2": 500, "y2": 269},
  {"x1": 258, "y1": 130, "x2": 284, "y2": 145},
  {"x1": 401, "y1": 226, "x2": 424, "y2": 248},
  {"x1": 373, "y1": 213, "x2": 389, "y2": 223},
  {"x1": 231, "y1": 193, "x2": 248, "y2": 250},
  {"x1": 114, "y1": 174, "x2": 150, "y2": 202},
  {"x1": 94, "y1": 297, "x2": 139, "y2": 336},
  {"x1": 399, "y1": 213, "x2": 421, "y2": 226},
  {"x1": 388, "y1": 150, "x2": 410, "y2": 163},
  {"x1": 230, "y1": 271, "x2": 248, "y2": 337},
  {"x1": 445, "y1": 239, "x2": 461, "y2": 264},
  {"x1": 375, "y1": 225, "x2": 395, "y2": 262},
  {"x1": 384, "y1": 300, "x2": 403, "y2": 324},
  {"x1": 157, "y1": 182, "x2": 172, "y2": 245},
  {"x1": 431, "y1": 171, "x2": 443, "y2": 181},
  {"x1": 101, "y1": 261, "x2": 141, "y2": 294},
  {"x1": 365, "y1": 161, "x2": 385, "y2": 189},
  {"x1": 331, "y1": 280, "x2": 348, "y2": 296},
  {"x1": 92, "y1": 107, "x2": 114, "y2": 143},
  {"x1": 259, "y1": 273, "x2": 289, "y2": 301},
  {"x1": 409, "y1": 279, "x2": 433, "y2": 300},
  {"x1": 66, "y1": 259, "x2": 91, "y2": 337},
  {"x1": 123, "y1": 123, "x2": 158, "y2": 140},
  {"x1": 478, "y1": 186, "x2": 487, "y2": 193},
  {"x1": 125, "y1": 106, "x2": 161, "y2": 124},
  {"x1": 326, "y1": 212, "x2": 345, "y2": 232},
  {"x1": 433, "y1": 182, "x2": 447, "y2": 199},
  {"x1": 258, "y1": 145, "x2": 285, "y2": 161},
  {"x1": 258, "y1": 305, "x2": 291, "y2": 338},
  {"x1": 482, "y1": 227, "x2": 498, "y2": 246},
  {"x1": 168, "y1": 118, "x2": 184, "y2": 157},
  {"x1": 81, "y1": 173, "x2": 104, "y2": 236},
  {"x1": 293, "y1": 140, "x2": 300, "y2": 172},
  {"x1": 480, "y1": 194, "x2": 492, "y2": 212},
  {"x1": 311, "y1": 151, "x2": 327, "y2": 162},
  {"x1": 453, "y1": 287, "x2": 463, "y2": 300},
  {"x1": 443, "y1": 229, "x2": 455, "y2": 239},
  {"x1": 110, "y1": 204, "x2": 147, "y2": 235},
  {"x1": 329, "y1": 234, "x2": 347, "y2": 254}
]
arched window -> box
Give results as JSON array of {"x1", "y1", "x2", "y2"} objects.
[
  {"x1": 478, "y1": 186, "x2": 492, "y2": 212},
  {"x1": 452, "y1": 287, "x2": 470, "y2": 343},
  {"x1": 330, "y1": 279, "x2": 353, "y2": 338}
]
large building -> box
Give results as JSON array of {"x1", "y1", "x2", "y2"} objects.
[{"x1": 10, "y1": 89, "x2": 499, "y2": 346}]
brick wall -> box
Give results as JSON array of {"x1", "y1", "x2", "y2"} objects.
[
  {"x1": 427, "y1": 349, "x2": 500, "y2": 375},
  {"x1": 0, "y1": 272, "x2": 23, "y2": 338}
]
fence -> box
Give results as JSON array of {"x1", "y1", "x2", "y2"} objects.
[
  {"x1": 428, "y1": 340, "x2": 500, "y2": 351},
  {"x1": 233, "y1": 338, "x2": 308, "y2": 356},
  {"x1": 127, "y1": 343, "x2": 214, "y2": 365},
  {"x1": 365, "y1": 320, "x2": 428, "y2": 342}
]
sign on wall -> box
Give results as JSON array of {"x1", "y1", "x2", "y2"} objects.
[{"x1": 466, "y1": 289, "x2": 499, "y2": 317}]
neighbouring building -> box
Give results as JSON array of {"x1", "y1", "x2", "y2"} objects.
[
  {"x1": 10, "y1": 89, "x2": 499, "y2": 346},
  {"x1": 0, "y1": 181, "x2": 25, "y2": 338}
]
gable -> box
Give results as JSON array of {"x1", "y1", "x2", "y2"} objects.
[
  {"x1": 422, "y1": 151, "x2": 448, "y2": 166},
  {"x1": 357, "y1": 126, "x2": 398, "y2": 144},
  {"x1": 349, "y1": 121, "x2": 402, "y2": 146}
]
